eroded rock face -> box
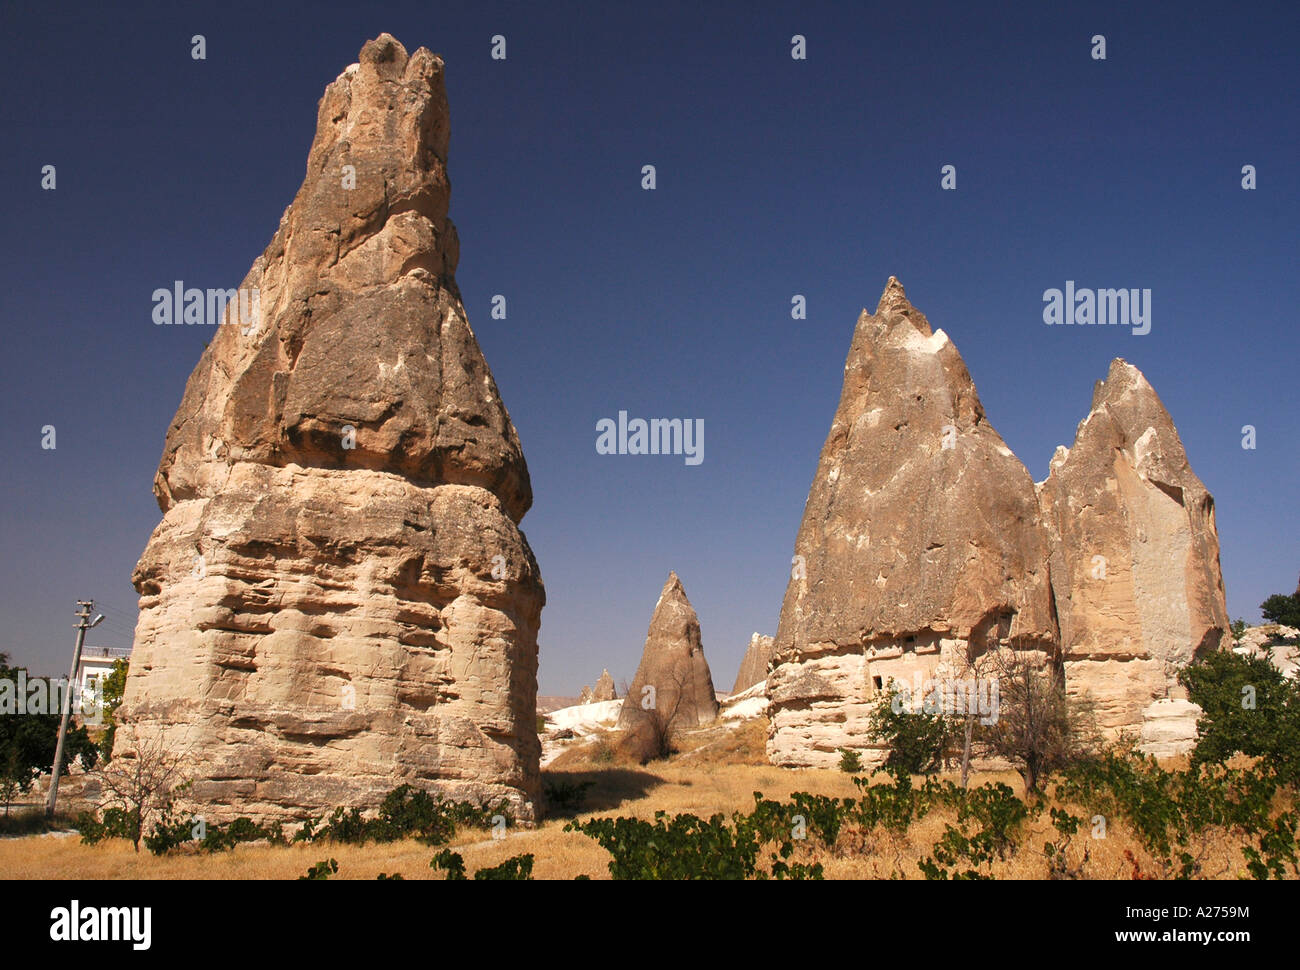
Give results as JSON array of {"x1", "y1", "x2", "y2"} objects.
[
  {"x1": 767, "y1": 279, "x2": 1057, "y2": 767},
  {"x1": 116, "y1": 35, "x2": 544, "y2": 822},
  {"x1": 1038, "y1": 359, "x2": 1229, "y2": 747},
  {"x1": 732, "y1": 633, "x2": 774, "y2": 694},
  {"x1": 617, "y1": 573, "x2": 719, "y2": 734}
]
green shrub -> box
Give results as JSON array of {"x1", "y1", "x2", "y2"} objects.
[
  {"x1": 473, "y1": 853, "x2": 535, "y2": 880},
  {"x1": 838, "y1": 748, "x2": 863, "y2": 773},
  {"x1": 1054, "y1": 748, "x2": 1300, "y2": 879},
  {"x1": 299, "y1": 858, "x2": 338, "y2": 880},
  {"x1": 99, "y1": 783, "x2": 512, "y2": 856},
  {"x1": 430, "y1": 849, "x2": 467, "y2": 880},
  {"x1": 1261, "y1": 592, "x2": 1300, "y2": 628},
  {"x1": 288, "y1": 785, "x2": 509, "y2": 847},
  {"x1": 866, "y1": 682, "x2": 951, "y2": 775},
  {"x1": 77, "y1": 807, "x2": 138, "y2": 845},
  {"x1": 567, "y1": 811, "x2": 763, "y2": 879},
  {"x1": 1180, "y1": 648, "x2": 1300, "y2": 785},
  {"x1": 428, "y1": 849, "x2": 536, "y2": 880}
]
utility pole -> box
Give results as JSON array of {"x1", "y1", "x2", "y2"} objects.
[{"x1": 47, "y1": 600, "x2": 103, "y2": 818}]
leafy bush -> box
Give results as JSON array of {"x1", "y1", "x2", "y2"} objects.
[
  {"x1": 1044, "y1": 807, "x2": 1089, "y2": 879},
  {"x1": 567, "y1": 811, "x2": 764, "y2": 879},
  {"x1": 142, "y1": 811, "x2": 287, "y2": 855},
  {"x1": 1055, "y1": 749, "x2": 1300, "y2": 879},
  {"x1": 82, "y1": 783, "x2": 510, "y2": 856},
  {"x1": 1, "y1": 653, "x2": 99, "y2": 814},
  {"x1": 866, "y1": 682, "x2": 951, "y2": 775},
  {"x1": 77, "y1": 807, "x2": 138, "y2": 845},
  {"x1": 300, "y1": 858, "x2": 338, "y2": 880},
  {"x1": 853, "y1": 769, "x2": 932, "y2": 833},
  {"x1": 1261, "y1": 592, "x2": 1300, "y2": 629},
  {"x1": 474, "y1": 853, "x2": 535, "y2": 880},
  {"x1": 838, "y1": 748, "x2": 863, "y2": 773},
  {"x1": 429, "y1": 849, "x2": 536, "y2": 880},
  {"x1": 429, "y1": 849, "x2": 467, "y2": 880},
  {"x1": 1180, "y1": 648, "x2": 1300, "y2": 785},
  {"x1": 97, "y1": 657, "x2": 129, "y2": 763},
  {"x1": 915, "y1": 779, "x2": 1026, "y2": 879},
  {"x1": 289, "y1": 785, "x2": 509, "y2": 848}
]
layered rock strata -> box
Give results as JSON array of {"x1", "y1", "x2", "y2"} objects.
[{"x1": 116, "y1": 35, "x2": 544, "y2": 822}]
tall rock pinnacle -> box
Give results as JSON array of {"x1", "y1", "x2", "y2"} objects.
[
  {"x1": 1037, "y1": 358, "x2": 1229, "y2": 746},
  {"x1": 732, "y1": 633, "x2": 775, "y2": 694},
  {"x1": 618, "y1": 572, "x2": 720, "y2": 737},
  {"x1": 767, "y1": 278, "x2": 1057, "y2": 768},
  {"x1": 116, "y1": 35, "x2": 545, "y2": 821}
]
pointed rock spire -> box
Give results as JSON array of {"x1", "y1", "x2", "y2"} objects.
[
  {"x1": 152, "y1": 32, "x2": 531, "y2": 522},
  {"x1": 617, "y1": 572, "x2": 719, "y2": 734},
  {"x1": 592, "y1": 668, "x2": 617, "y2": 702},
  {"x1": 117, "y1": 35, "x2": 545, "y2": 822},
  {"x1": 767, "y1": 278, "x2": 1057, "y2": 768},
  {"x1": 1038, "y1": 358, "x2": 1229, "y2": 743},
  {"x1": 732, "y1": 633, "x2": 775, "y2": 694}
]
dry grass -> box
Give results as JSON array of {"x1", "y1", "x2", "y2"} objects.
[{"x1": 0, "y1": 721, "x2": 1285, "y2": 880}]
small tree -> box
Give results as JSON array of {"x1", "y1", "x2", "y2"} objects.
[
  {"x1": 978, "y1": 648, "x2": 1094, "y2": 797},
  {"x1": 1180, "y1": 648, "x2": 1300, "y2": 785},
  {"x1": 94, "y1": 731, "x2": 189, "y2": 851},
  {"x1": 97, "y1": 658, "x2": 129, "y2": 762},
  {"x1": 0, "y1": 654, "x2": 97, "y2": 816},
  {"x1": 838, "y1": 747, "x2": 863, "y2": 773},
  {"x1": 1260, "y1": 592, "x2": 1300, "y2": 629},
  {"x1": 866, "y1": 681, "x2": 952, "y2": 775}
]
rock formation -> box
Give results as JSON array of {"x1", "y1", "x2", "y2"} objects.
[
  {"x1": 766, "y1": 279, "x2": 1232, "y2": 766},
  {"x1": 1038, "y1": 359, "x2": 1230, "y2": 748},
  {"x1": 732, "y1": 633, "x2": 774, "y2": 694},
  {"x1": 115, "y1": 35, "x2": 545, "y2": 822},
  {"x1": 1233, "y1": 623, "x2": 1298, "y2": 683},
  {"x1": 767, "y1": 279, "x2": 1057, "y2": 768},
  {"x1": 591, "y1": 668, "x2": 617, "y2": 702},
  {"x1": 618, "y1": 573, "x2": 719, "y2": 735}
]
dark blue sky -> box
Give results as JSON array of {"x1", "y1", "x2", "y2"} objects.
[{"x1": 2, "y1": 1, "x2": 1296, "y2": 693}]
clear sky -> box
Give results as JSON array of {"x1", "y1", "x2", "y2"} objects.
[{"x1": 2, "y1": 0, "x2": 1296, "y2": 694}]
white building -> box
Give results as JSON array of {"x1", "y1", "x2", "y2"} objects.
[{"x1": 76, "y1": 645, "x2": 130, "y2": 706}]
